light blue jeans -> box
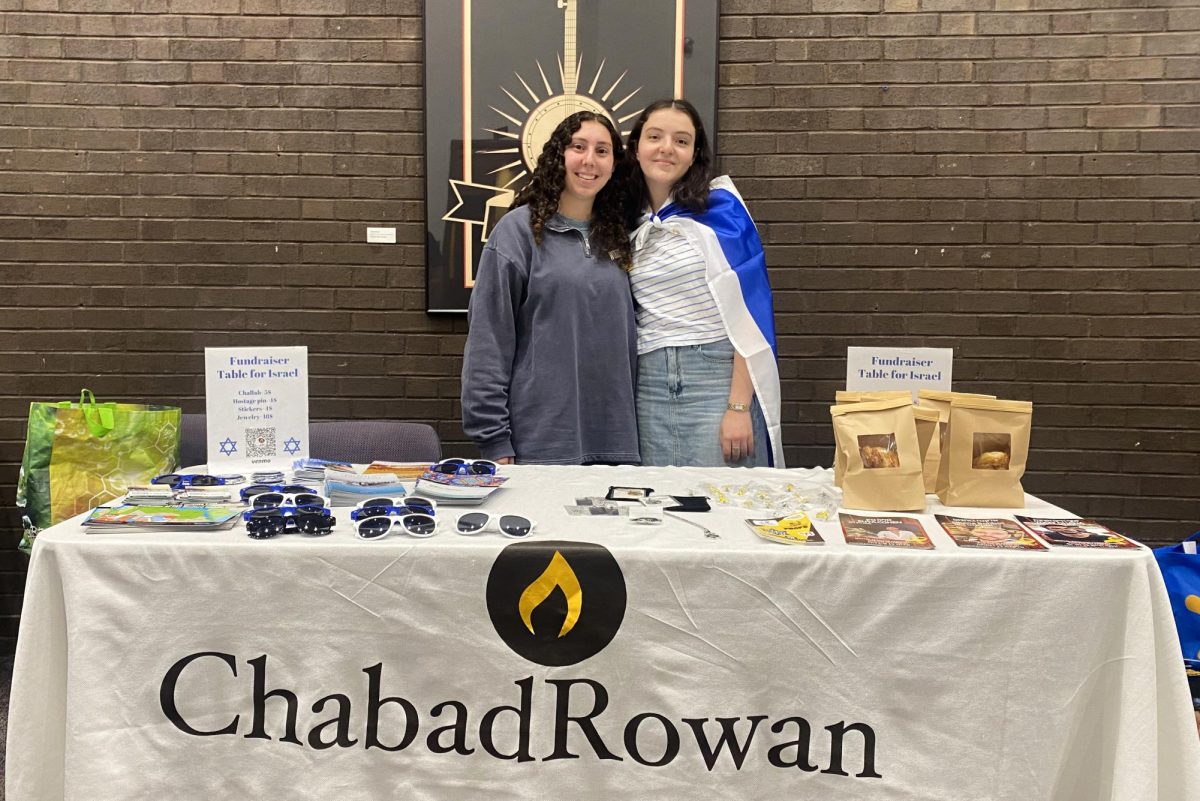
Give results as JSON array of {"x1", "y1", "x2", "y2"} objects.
[{"x1": 636, "y1": 339, "x2": 770, "y2": 467}]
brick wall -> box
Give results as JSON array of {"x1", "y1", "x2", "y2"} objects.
[{"x1": 1, "y1": 0, "x2": 1197, "y2": 650}]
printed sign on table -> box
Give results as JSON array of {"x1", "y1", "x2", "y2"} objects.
[
  {"x1": 203, "y1": 346, "x2": 309, "y2": 470},
  {"x1": 846, "y1": 346, "x2": 953, "y2": 399}
]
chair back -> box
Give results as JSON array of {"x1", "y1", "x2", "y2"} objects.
[
  {"x1": 310, "y1": 420, "x2": 442, "y2": 464},
  {"x1": 179, "y1": 413, "x2": 207, "y2": 469},
  {"x1": 176, "y1": 416, "x2": 441, "y2": 467}
]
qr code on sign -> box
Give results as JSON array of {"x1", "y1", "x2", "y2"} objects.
[{"x1": 246, "y1": 427, "x2": 277, "y2": 460}]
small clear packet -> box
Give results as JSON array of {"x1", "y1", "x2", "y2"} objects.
[{"x1": 631, "y1": 496, "x2": 668, "y2": 525}]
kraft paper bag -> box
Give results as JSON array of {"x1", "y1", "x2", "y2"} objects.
[
  {"x1": 831, "y1": 397, "x2": 925, "y2": 512},
  {"x1": 914, "y1": 406, "x2": 940, "y2": 479},
  {"x1": 936, "y1": 396, "x2": 1033, "y2": 508},
  {"x1": 917, "y1": 389, "x2": 996, "y2": 494},
  {"x1": 832, "y1": 390, "x2": 912, "y2": 488}
]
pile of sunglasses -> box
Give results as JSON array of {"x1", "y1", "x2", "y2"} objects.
[
  {"x1": 353, "y1": 495, "x2": 439, "y2": 540},
  {"x1": 454, "y1": 512, "x2": 535, "y2": 538},
  {"x1": 244, "y1": 507, "x2": 335, "y2": 539},
  {"x1": 152, "y1": 473, "x2": 244, "y2": 490},
  {"x1": 240, "y1": 483, "x2": 335, "y2": 539}
]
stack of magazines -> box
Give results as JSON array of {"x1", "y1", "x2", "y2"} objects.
[
  {"x1": 123, "y1": 486, "x2": 236, "y2": 506},
  {"x1": 84, "y1": 505, "x2": 241, "y2": 531},
  {"x1": 324, "y1": 471, "x2": 410, "y2": 507},
  {"x1": 292, "y1": 458, "x2": 353, "y2": 484},
  {"x1": 413, "y1": 470, "x2": 508, "y2": 505}
]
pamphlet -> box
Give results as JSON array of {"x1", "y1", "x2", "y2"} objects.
[
  {"x1": 418, "y1": 469, "x2": 507, "y2": 488},
  {"x1": 414, "y1": 471, "x2": 508, "y2": 504},
  {"x1": 324, "y1": 472, "x2": 409, "y2": 507},
  {"x1": 363, "y1": 461, "x2": 431, "y2": 480},
  {"x1": 936, "y1": 515, "x2": 1048, "y2": 551},
  {"x1": 745, "y1": 514, "x2": 824, "y2": 545},
  {"x1": 84, "y1": 505, "x2": 241, "y2": 531},
  {"x1": 1015, "y1": 516, "x2": 1139, "y2": 549},
  {"x1": 124, "y1": 486, "x2": 236, "y2": 507},
  {"x1": 840, "y1": 513, "x2": 934, "y2": 549}
]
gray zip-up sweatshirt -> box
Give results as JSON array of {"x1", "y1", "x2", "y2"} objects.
[{"x1": 461, "y1": 205, "x2": 640, "y2": 465}]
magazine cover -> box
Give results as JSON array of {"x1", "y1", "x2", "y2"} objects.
[
  {"x1": 936, "y1": 515, "x2": 1048, "y2": 551},
  {"x1": 362, "y1": 461, "x2": 430, "y2": 479},
  {"x1": 84, "y1": 505, "x2": 241, "y2": 530},
  {"x1": 745, "y1": 514, "x2": 825, "y2": 546},
  {"x1": 418, "y1": 469, "x2": 508, "y2": 488},
  {"x1": 1015, "y1": 516, "x2": 1140, "y2": 549},
  {"x1": 839, "y1": 513, "x2": 934, "y2": 549}
]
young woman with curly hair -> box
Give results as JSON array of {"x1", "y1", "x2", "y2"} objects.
[
  {"x1": 626, "y1": 99, "x2": 784, "y2": 467},
  {"x1": 461, "y1": 111, "x2": 640, "y2": 465}
]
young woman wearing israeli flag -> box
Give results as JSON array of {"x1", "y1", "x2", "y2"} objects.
[{"x1": 626, "y1": 99, "x2": 784, "y2": 467}]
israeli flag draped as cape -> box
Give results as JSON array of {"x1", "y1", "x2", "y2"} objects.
[{"x1": 648, "y1": 176, "x2": 784, "y2": 467}]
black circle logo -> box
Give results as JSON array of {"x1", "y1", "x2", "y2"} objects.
[{"x1": 486, "y1": 540, "x2": 626, "y2": 666}]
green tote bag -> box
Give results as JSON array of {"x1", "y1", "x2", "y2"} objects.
[{"x1": 16, "y1": 390, "x2": 181, "y2": 552}]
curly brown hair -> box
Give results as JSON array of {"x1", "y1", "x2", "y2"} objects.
[{"x1": 511, "y1": 111, "x2": 632, "y2": 270}]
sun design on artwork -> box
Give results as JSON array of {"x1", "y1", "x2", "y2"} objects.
[{"x1": 443, "y1": 0, "x2": 645, "y2": 242}]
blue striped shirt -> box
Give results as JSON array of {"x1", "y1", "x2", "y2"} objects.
[{"x1": 629, "y1": 215, "x2": 726, "y2": 355}]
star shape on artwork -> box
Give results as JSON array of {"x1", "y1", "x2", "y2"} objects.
[
  {"x1": 219, "y1": 437, "x2": 238, "y2": 456},
  {"x1": 283, "y1": 437, "x2": 301, "y2": 455}
]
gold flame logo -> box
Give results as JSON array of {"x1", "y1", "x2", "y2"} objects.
[{"x1": 518, "y1": 551, "x2": 582, "y2": 638}]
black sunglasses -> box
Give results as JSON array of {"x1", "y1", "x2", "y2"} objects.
[
  {"x1": 245, "y1": 508, "x2": 335, "y2": 539},
  {"x1": 152, "y1": 473, "x2": 226, "y2": 489}
]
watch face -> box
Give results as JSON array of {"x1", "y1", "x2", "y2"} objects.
[{"x1": 424, "y1": 0, "x2": 719, "y2": 313}]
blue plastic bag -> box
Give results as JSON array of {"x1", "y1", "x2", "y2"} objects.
[
  {"x1": 1153, "y1": 533, "x2": 1200, "y2": 708},
  {"x1": 1154, "y1": 533, "x2": 1200, "y2": 661}
]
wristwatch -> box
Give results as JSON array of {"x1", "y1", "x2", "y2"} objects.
[{"x1": 726, "y1": 402, "x2": 749, "y2": 412}]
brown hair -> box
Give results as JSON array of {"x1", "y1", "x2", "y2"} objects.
[
  {"x1": 624, "y1": 98, "x2": 713, "y2": 218},
  {"x1": 511, "y1": 111, "x2": 632, "y2": 269}
]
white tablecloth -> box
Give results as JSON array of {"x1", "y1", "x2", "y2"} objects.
[{"x1": 7, "y1": 465, "x2": 1200, "y2": 800}]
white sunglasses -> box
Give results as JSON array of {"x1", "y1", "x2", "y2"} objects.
[
  {"x1": 454, "y1": 512, "x2": 535, "y2": 538},
  {"x1": 432, "y1": 458, "x2": 499, "y2": 476},
  {"x1": 352, "y1": 495, "x2": 438, "y2": 514},
  {"x1": 354, "y1": 513, "x2": 438, "y2": 540}
]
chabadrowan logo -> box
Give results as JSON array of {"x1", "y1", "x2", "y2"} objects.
[{"x1": 486, "y1": 541, "x2": 626, "y2": 666}]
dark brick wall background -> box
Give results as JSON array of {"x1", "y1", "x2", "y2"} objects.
[{"x1": 0, "y1": 0, "x2": 1197, "y2": 650}]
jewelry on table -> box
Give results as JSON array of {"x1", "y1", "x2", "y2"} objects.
[{"x1": 663, "y1": 510, "x2": 720, "y2": 539}]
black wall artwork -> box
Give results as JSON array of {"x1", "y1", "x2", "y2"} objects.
[{"x1": 424, "y1": 0, "x2": 718, "y2": 312}]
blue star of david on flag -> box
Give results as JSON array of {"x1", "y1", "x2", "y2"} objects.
[
  {"x1": 283, "y1": 437, "x2": 301, "y2": 455},
  {"x1": 219, "y1": 437, "x2": 237, "y2": 456}
]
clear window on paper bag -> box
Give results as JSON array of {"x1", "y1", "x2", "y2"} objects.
[
  {"x1": 972, "y1": 433, "x2": 1011, "y2": 470},
  {"x1": 857, "y1": 434, "x2": 900, "y2": 469}
]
